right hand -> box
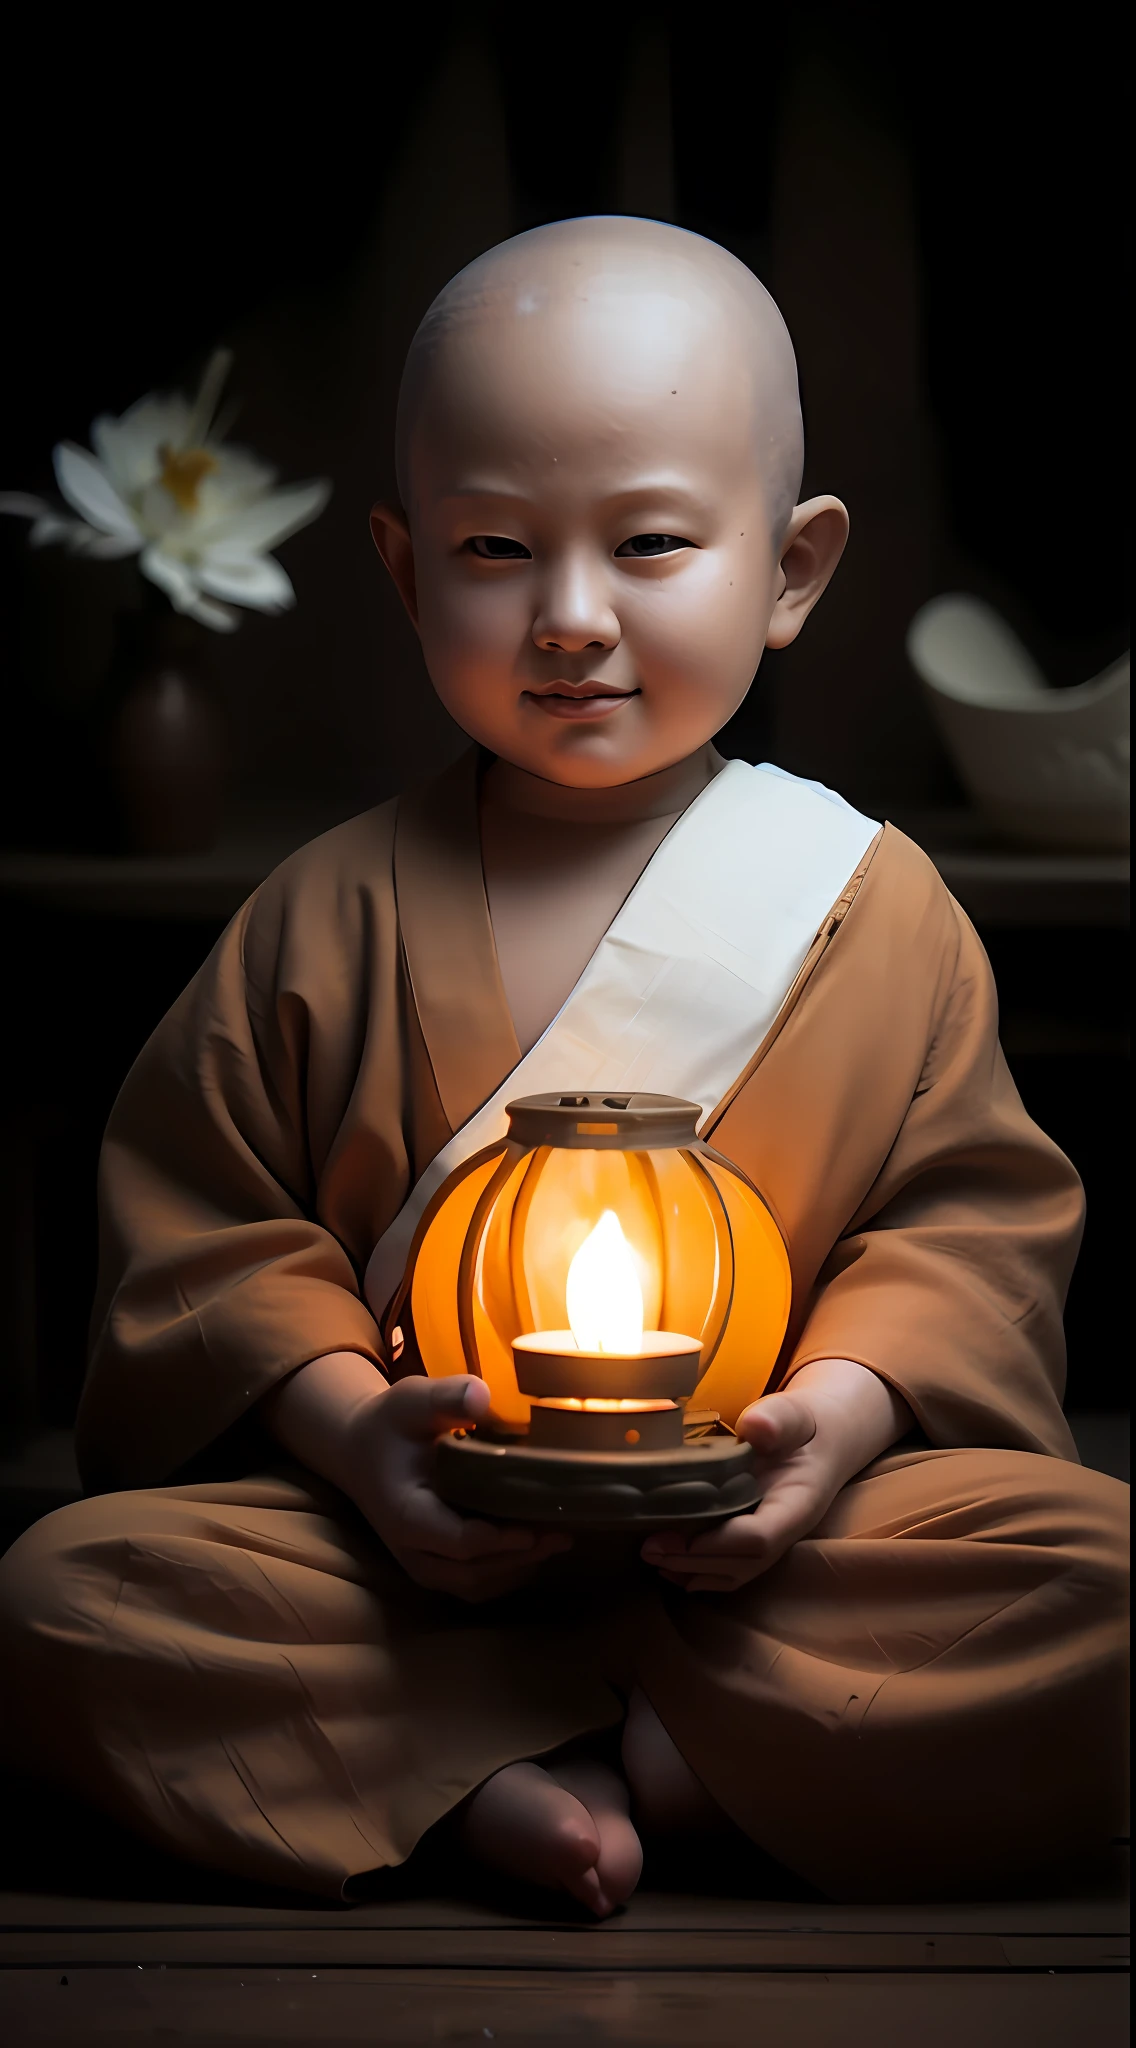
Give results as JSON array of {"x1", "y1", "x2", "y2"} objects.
[{"x1": 342, "y1": 1374, "x2": 572, "y2": 1602}]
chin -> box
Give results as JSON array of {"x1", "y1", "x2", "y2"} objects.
[
  {"x1": 533, "y1": 735, "x2": 664, "y2": 789},
  {"x1": 454, "y1": 697, "x2": 687, "y2": 789},
  {"x1": 518, "y1": 707, "x2": 668, "y2": 786}
]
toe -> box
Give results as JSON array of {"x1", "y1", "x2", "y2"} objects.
[
  {"x1": 546, "y1": 1806, "x2": 602, "y2": 1884},
  {"x1": 563, "y1": 1862, "x2": 613, "y2": 1916},
  {"x1": 595, "y1": 1820, "x2": 643, "y2": 1906},
  {"x1": 551, "y1": 1758, "x2": 643, "y2": 1908}
]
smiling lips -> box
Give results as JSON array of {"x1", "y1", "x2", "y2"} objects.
[{"x1": 525, "y1": 682, "x2": 639, "y2": 721}]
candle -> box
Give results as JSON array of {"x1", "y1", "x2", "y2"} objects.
[{"x1": 513, "y1": 1211, "x2": 701, "y2": 1450}]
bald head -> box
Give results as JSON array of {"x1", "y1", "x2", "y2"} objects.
[
  {"x1": 396, "y1": 216, "x2": 804, "y2": 544},
  {"x1": 373, "y1": 216, "x2": 846, "y2": 791}
]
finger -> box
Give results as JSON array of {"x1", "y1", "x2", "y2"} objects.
[
  {"x1": 641, "y1": 1531, "x2": 690, "y2": 1558},
  {"x1": 438, "y1": 1531, "x2": 574, "y2": 1590},
  {"x1": 652, "y1": 1545, "x2": 753, "y2": 1575},
  {"x1": 461, "y1": 1528, "x2": 573, "y2": 1564},
  {"x1": 645, "y1": 1510, "x2": 768, "y2": 1563},
  {"x1": 685, "y1": 1511, "x2": 770, "y2": 1558},
  {"x1": 656, "y1": 1566, "x2": 743, "y2": 1594},
  {"x1": 400, "y1": 1485, "x2": 543, "y2": 1559},
  {"x1": 407, "y1": 1490, "x2": 574, "y2": 1563},
  {"x1": 685, "y1": 1474, "x2": 829, "y2": 1574},
  {"x1": 735, "y1": 1390, "x2": 817, "y2": 1459},
  {"x1": 730, "y1": 1483, "x2": 828, "y2": 1572},
  {"x1": 440, "y1": 1519, "x2": 574, "y2": 1564},
  {"x1": 385, "y1": 1374, "x2": 492, "y2": 1442},
  {"x1": 661, "y1": 1467, "x2": 829, "y2": 1569}
]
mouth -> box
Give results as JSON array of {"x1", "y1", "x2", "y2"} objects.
[{"x1": 523, "y1": 682, "x2": 640, "y2": 723}]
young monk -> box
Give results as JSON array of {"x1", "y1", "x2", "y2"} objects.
[{"x1": 0, "y1": 218, "x2": 1127, "y2": 1916}]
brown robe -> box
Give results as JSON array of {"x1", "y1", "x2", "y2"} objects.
[{"x1": 0, "y1": 752, "x2": 1127, "y2": 1899}]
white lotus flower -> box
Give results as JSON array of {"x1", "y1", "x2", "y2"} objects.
[{"x1": 0, "y1": 351, "x2": 330, "y2": 632}]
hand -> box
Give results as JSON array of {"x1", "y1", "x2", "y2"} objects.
[
  {"x1": 261, "y1": 1353, "x2": 571, "y2": 1604},
  {"x1": 641, "y1": 1357, "x2": 912, "y2": 1594},
  {"x1": 343, "y1": 1375, "x2": 572, "y2": 1602}
]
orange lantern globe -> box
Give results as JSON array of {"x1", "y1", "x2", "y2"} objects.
[{"x1": 382, "y1": 1093, "x2": 792, "y2": 1528}]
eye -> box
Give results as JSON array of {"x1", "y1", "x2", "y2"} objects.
[
  {"x1": 614, "y1": 534, "x2": 694, "y2": 558},
  {"x1": 465, "y1": 535, "x2": 532, "y2": 559}
]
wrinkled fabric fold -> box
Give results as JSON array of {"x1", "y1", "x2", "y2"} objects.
[{"x1": 0, "y1": 1449, "x2": 1125, "y2": 1899}]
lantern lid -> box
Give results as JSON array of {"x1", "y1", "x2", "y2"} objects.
[{"x1": 504, "y1": 1091, "x2": 702, "y2": 1150}]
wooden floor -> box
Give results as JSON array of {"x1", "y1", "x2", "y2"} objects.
[{"x1": 1, "y1": 1855, "x2": 1127, "y2": 2045}]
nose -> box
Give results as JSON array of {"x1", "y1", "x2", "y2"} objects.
[{"x1": 532, "y1": 553, "x2": 621, "y2": 655}]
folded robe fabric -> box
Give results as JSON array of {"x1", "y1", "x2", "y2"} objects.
[
  {"x1": 77, "y1": 758, "x2": 1083, "y2": 1488},
  {"x1": 2, "y1": 1448, "x2": 1126, "y2": 1898}
]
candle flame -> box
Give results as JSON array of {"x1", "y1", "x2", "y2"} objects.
[{"x1": 565, "y1": 1210, "x2": 644, "y2": 1354}]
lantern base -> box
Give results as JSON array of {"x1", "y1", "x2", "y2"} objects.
[
  {"x1": 527, "y1": 1400, "x2": 683, "y2": 1452},
  {"x1": 433, "y1": 1428, "x2": 761, "y2": 1531}
]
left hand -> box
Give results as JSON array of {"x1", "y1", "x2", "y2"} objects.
[{"x1": 641, "y1": 1357, "x2": 912, "y2": 1594}]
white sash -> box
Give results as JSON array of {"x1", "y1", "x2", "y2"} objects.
[{"x1": 364, "y1": 760, "x2": 878, "y2": 1320}]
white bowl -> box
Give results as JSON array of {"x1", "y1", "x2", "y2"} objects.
[{"x1": 907, "y1": 595, "x2": 1129, "y2": 852}]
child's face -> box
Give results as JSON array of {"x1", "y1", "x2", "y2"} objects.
[{"x1": 375, "y1": 281, "x2": 844, "y2": 787}]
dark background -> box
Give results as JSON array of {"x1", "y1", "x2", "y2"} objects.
[{"x1": 0, "y1": 5, "x2": 1128, "y2": 1432}]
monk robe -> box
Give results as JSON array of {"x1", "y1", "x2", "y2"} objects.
[{"x1": 0, "y1": 750, "x2": 1126, "y2": 1901}]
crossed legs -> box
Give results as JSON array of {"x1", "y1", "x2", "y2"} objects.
[{"x1": 0, "y1": 1452, "x2": 1127, "y2": 1911}]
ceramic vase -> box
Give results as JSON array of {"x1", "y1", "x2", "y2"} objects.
[
  {"x1": 907, "y1": 595, "x2": 1129, "y2": 853},
  {"x1": 100, "y1": 608, "x2": 229, "y2": 855}
]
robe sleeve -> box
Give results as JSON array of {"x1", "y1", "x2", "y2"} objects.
[
  {"x1": 77, "y1": 880, "x2": 388, "y2": 1495},
  {"x1": 784, "y1": 895, "x2": 1084, "y2": 1458}
]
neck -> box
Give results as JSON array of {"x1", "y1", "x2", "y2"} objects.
[{"x1": 482, "y1": 745, "x2": 726, "y2": 824}]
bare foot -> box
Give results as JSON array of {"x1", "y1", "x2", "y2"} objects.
[
  {"x1": 621, "y1": 1686, "x2": 730, "y2": 1835},
  {"x1": 458, "y1": 1757, "x2": 643, "y2": 1917}
]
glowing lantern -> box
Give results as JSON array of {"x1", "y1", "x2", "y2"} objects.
[{"x1": 383, "y1": 1093, "x2": 792, "y2": 1527}]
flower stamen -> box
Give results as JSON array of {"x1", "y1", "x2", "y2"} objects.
[
  {"x1": 158, "y1": 445, "x2": 219, "y2": 513},
  {"x1": 184, "y1": 348, "x2": 234, "y2": 449}
]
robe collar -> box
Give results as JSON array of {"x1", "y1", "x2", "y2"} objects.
[{"x1": 371, "y1": 757, "x2": 882, "y2": 1326}]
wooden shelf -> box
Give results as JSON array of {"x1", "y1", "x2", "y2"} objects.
[
  {"x1": 0, "y1": 807, "x2": 348, "y2": 921},
  {"x1": 885, "y1": 811, "x2": 1129, "y2": 928},
  {"x1": 0, "y1": 808, "x2": 1129, "y2": 927}
]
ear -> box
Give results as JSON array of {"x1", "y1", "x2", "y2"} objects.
[
  {"x1": 765, "y1": 496, "x2": 849, "y2": 651},
  {"x1": 370, "y1": 503, "x2": 419, "y2": 630}
]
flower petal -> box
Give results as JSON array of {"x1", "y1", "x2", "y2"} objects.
[
  {"x1": 0, "y1": 492, "x2": 53, "y2": 519},
  {"x1": 92, "y1": 396, "x2": 194, "y2": 494},
  {"x1": 2, "y1": 492, "x2": 142, "y2": 557},
  {"x1": 32, "y1": 513, "x2": 76, "y2": 545},
  {"x1": 139, "y1": 544, "x2": 197, "y2": 610},
  {"x1": 195, "y1": 549, "x2": 295, "y2": 610},
  {"x1": 70, "y1": 527, "x2": 142, "y2": 559},
  {"x1": 184, "y1": 591, "x2": 240, "y2": 632},
  {"x1": 54, "y1": 444, "x2": 141, "y2": 540},
  {"x1": 197, "y1": 478, "x2": 330, "y2": 552},
  {"x1": 140, "y1": 545, "x2": 239, "y2": 632},
  {"x1": 199, "y1": 444, "x2": 278, "y2": 505}
]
